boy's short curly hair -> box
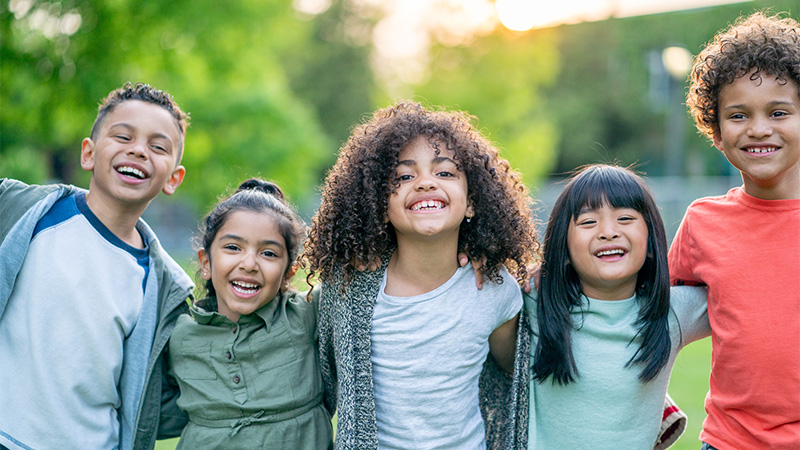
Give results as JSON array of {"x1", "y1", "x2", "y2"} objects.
[
  {"x1": 687, "y1": 11, "x2": 800, "y2": 139},
  {"x1": 91, "y1": 82, "x2": 190, "y2": 159},
  {"x1": 304, "y1": 101, "x2": 540, "y2": 286}
]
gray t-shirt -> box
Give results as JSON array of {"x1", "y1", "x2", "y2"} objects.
[{"x1": 370, "y1": 263, "x2": 522, "y2": 449}]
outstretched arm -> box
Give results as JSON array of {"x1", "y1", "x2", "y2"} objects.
[{"x1": 488, "y1": 313, "x2": 520, "y2": 373}]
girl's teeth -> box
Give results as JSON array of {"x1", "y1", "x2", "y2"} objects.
[
  {"x1": 596, "y1": 250, "x2": 623, "y2": 257},
  {"x1": 232, "y1": 282, "x2": 259, "y2": 293},
  {"x1": 412, "y1": 200, "x2": 444, "y2": 210}
]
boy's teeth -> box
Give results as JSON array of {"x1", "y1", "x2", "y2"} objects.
[
  {"x1": 746, "y1": 147, "x2": 776, "y2": 153},
  {"x1": 118, "y1": 166, "x2": 145, "y2": 179},
  {"x1": 596, "y1": 249, "x2": 624, "y2": 257}
]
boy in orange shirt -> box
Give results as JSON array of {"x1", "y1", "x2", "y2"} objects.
[{"x1": 669, "y1": 12, "x2": 800, "y2": 450}]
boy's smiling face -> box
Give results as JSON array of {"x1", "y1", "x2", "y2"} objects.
[
  {"x1": 80, "y1": 100, "x2": 185, "y2": 214},
  {"x1": 714, "y1": 70, "x2": 800, "y2": 199}
]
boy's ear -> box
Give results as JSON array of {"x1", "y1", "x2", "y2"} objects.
[
  {"x1": 80, "y1": 138, "x2": 96, "y2": 172},
  {"x1": 198, "y1": 249, "x2": 211, "y2": 281},
  {"x1": 712, "y1": 130, "x2": 724, "y2": 152},
  {"x1": 162, "y1": 165, "x2": 186, "y2": 196}
]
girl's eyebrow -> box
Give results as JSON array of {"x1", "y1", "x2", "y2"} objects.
[
  {"x1": 397, "y1": 156, "x2": 456, "y2": 166},
  {"x1": 219, "y1": 234, "x2": 286, "y2": 249}
]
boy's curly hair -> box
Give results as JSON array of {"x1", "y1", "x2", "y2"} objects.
[
  {"x1": 304, "y1": 101, "x2": 539, "y2": 286},
  {"x1": 687, "y1": 11, "x2": 800, "y2": 139}
]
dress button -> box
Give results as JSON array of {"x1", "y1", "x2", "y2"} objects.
[
  {"x1": 233, "y1": 375, "x2": 241, "y2": 384},
  {"x1": 232, "y1": 326, "x2": 238, "y2": 334},
  {"x1": 225, "y1": 351, "x2": 232, "y2": 360}
]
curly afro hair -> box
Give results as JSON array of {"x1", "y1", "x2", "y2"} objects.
[
  {"x1": 304, "y1": 101, "x2": 540, "y2": 286},
  {"x1": 687, "y1": 11, "x2": 800, "y2": 139}
]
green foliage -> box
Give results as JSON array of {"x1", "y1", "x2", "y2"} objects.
[
  {"x1": 537, "y1": 2, "x2": 800, "y2": 177},
  {"x1": 411, "y1": 30, "x2": 561, "y2": 186},
  {"x1": 0, "y1": 0, "x2": 376, "y2": 212}
]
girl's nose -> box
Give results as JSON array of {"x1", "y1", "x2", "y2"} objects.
[
  {"x1": 239, "y1": 252, "x2": 257, "y2": 271},
  {"x1": 598, "y1": 222, "x2": 620, "y2": 240},
  {"x1": 415, "y1": 174, "x2": 437, "y2": 191}
]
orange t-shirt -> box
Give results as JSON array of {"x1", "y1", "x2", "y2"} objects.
[{"x1": 669, "y1": 187, "x2": 800, "y2": 450}]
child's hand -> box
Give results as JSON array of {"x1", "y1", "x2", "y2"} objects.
[
  {"x1": 459, "y1": 253, "x2": 485, "y2": 290},
  {"x1": 521, "y1": 263, "x2": 541, "y2": 294}
]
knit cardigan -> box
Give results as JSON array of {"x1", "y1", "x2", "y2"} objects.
[{"x1": 318, "y1": 251, "x2": 530, "y2": 450}]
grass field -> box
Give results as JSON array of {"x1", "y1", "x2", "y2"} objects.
[{"x1": 155, "y1": 337, "x2": 711, "y2": 450}]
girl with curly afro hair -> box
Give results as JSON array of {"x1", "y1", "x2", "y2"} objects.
[{"x1": 306, "y1": 101, "x2": 539, "y2": 450}]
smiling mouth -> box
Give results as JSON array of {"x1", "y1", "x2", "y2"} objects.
[
  {"x1": 231, "y1": 281, "x2": 261, "y2": 296},
  {"x1": 116, "y1": 166, "x2": 147, "y2": 179},
  {"x1": 745, "y1": 147, "x2": 777, "y2": 154},
  {"x1": 595, "y1": 249, "x2": 625, "y2": 258},
  {"x1": 410, "y1": 200, "x2": 445, "y2": 211}
]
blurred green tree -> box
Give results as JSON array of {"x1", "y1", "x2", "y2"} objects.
[{"x1": 1, "y1": 0, "x2": 376, "y2": 212}]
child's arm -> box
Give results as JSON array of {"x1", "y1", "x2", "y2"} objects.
[
  {"x1": 159, "y1": 345, "x2": 188, "y2": 438},
  {"x1": 488, "y1": 313, "x2": 520, "y2": 373}
]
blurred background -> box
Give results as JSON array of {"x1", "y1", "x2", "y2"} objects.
[{"x1": 3, "y1": 1, "x2": 796, "y2": 448}]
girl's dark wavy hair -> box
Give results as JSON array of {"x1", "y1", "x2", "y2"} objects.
[
  {"x1": 197, "y1": 178, "x2": 306, "y2": 298},
  {"x1": 304, "y1": 101, "x2": 539, "y2": 286},
  {"x1": 532, "y1": 164, "x2": 670, "y2": 384},
  {"x1": 688, "y1": 11, "x2": 800, "y2": 139}
]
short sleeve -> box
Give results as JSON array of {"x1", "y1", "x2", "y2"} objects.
[
  {"x1": 493, "y1": 267, "x2": 523, "y2": 329},
  {"x1": 668, "y1": 210, "x2": 703, "y2": 286},
  {"x1": 669, "y1": 285, "x2": 711, "y2": 347}
]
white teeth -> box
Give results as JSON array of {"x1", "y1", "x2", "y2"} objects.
[
  {"x1": 231, "y1": 281, "x2": 259, "y2": 293},
  {"x1": 596, "y1": 249, "x2": 624, "y2": 257},
  {"x1": 411, "y1": 200, "x2": 444, "y2": 211},
  {"x1": 746, "y1": 147, "x2": 777, "y2": 154},
  {"x1": 117, "y1": 166, "x2": 145, "y2": 179}
]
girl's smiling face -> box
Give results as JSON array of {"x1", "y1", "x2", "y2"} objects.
[
  {"x1": 386, "y1": 136, "x2": 473, "y2": 241},
  {"x1": 199, "y1": 210, "x2": 291, "y2": 321},
  {"x1": 567, "y1": 203, "x2": 649, "y2": 300}
]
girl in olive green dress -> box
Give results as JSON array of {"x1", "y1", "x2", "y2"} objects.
[{"x1": 169, "y1": 178, "x2": 332, "y2": 449}]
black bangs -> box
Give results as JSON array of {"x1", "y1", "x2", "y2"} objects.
[{"x1": 565, "y1": 165, "x2": 649, "y2": 218}]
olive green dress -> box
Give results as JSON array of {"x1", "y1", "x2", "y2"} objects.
[{"x1": 169, "y1": 291, "x2": 332, "y2": 450}]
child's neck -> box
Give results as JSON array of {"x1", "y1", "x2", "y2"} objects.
[
  {"x1": 85, "y1": 191, "x2": 146, "y2": 249},
  {"x1": 384, "y1": 235, "x2": 460, "y2": 297},
  {"x1": 742, "y1": 176, "x2": 800, "y2": 200}
]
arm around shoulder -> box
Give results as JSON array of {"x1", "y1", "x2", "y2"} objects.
[{"x1": 670, "y1": 285, "x2": 711, "y2": 346}]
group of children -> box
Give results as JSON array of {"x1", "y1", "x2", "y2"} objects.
[{"x1": 1, "y1": 10, "x2": 797, "y2": 450}]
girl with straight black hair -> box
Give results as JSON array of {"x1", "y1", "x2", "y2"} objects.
[{"x1": 526, "y1": 164, "x2": 710, "y2": 449}]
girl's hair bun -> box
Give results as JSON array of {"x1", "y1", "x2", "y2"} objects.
[{"x1": 236, "y1": 177, "x2": 284, "y2": 202}]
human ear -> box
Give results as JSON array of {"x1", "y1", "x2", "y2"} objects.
[
  {"x1": 712, "y1": 130, "x2": 724, "y2": 152},
  {"x1": 282, "y1": 263, "x2": 299, "y2": 291},
  {"x1": 198, "y1": 249, "x2": 211, "y2": 281},
  {"x1": 80, "y1": 138, "x2": 96, "y2": 172},
  {"x1": 162, "y1": 165, "x2": 186, "y2": 196}
]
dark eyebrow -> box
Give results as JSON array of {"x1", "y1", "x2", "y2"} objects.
[
  {"x1": 219, "y1": 234, "x2": 285, "y2": 250},
  {"x1": 397, "y1": 156, "x2": 456, "y2": 166},
  {"x1": 109, "y1": 122, "x2": 173, "y2": 143},
  {"x1": 722, "y1": 100, "x2": 795, "y2": 111}
]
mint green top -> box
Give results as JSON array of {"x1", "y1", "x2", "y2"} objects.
[
  {"x1": 525, "y1": 286, "x2": 709, "y2": 450},
  {"x1": 169, "y1": 291, "x2": 332, "y2": 450}
]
